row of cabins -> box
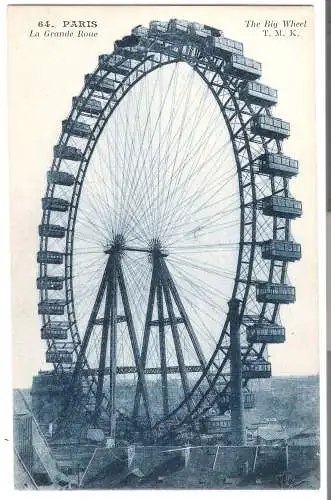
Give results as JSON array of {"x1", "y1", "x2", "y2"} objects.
[
  {"x1": 37, "y1": 302, "x2": 291, "y2": 365},
  {"x1": 57, "y1": 21, "x2": 281, "y2": 139},
  {"x1": 48, "y1": 150, "x2": 299, "y2": 178},
  {"x1": 38, "y1": 315, "x2": 287, "y2": 348},
  {"x1": 38, "y1": 196, "x2": 302, "y2": 228},
  {"x1": 133, "y1": 20, "x2": 263, "y2": 80},
  {"x1": 42, "y1": 152, "x2": 301, "y2": 231},
  {"x1": 37, "y1": 239, "x2": 301, "y2": 265},
  {"x1": 71, "y1": 76, "x2": 278, "y2": 118},
  {"x1": 39, "y1": 330, "x2": 273, "y2": 379}
]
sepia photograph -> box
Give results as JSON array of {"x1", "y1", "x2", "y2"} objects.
[{"x1": 6, "y1": 2, "x2": 325, "y2": 495}]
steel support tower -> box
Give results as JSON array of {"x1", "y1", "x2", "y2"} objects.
[{"x1": 229, "y1": 298, "x2": 245, "y2": 446}]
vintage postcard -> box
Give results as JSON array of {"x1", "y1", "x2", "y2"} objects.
[{"x1": 6, "y1": 2, "x2": 326, "y2": 496}]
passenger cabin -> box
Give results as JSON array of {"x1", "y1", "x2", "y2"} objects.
[
  {"x1": 191, "y1": 23, "x2": 223, "y2": 39},
  {"x1": 42, "y1": 197, "x2": 69, "y2": 212},
  {"x1": 62, "y1": 119, "x2": 91, "y2": 138},
  {"x1": 251, "y1": 115, "x2": 290, "y2": 139},
  {"x1": 168, "y1": 18, "x2": 190, "y2": 34},
  {"x1": 116, "y1": 45, "x2": 146, "y2": 60},
  {"x1": 73, "y1": 97, "x2": 103, "y2": 116},
  {"x1": 246, "y1": 324, "x2": 285, "y2": 343},
  {"x1": 54, "y1": 144, "x2": 83, "y2": 161},
  {"x1": 98, "y1": 55, "x2": 133, "y2": 75},
  {"x1": 37, "y1": 276, "x2": 64, "y2": 291},
  {"x1": 219, "y1": 391, "x2": 255, "y2": 409},
  {"x1": 46, "y1": 349, "x2": 73, "y2": 364},
  {"x1": 41, "y1": 330, "x2": 67, "y2": 340},
  {"x1": 47, "y1": 171, "x2": 75, "y2": 187},
  {"x1": 256, "y1": 283, "x2": 296, "y2": 304},
  {"x1": 208, "y1": 36, "x2": 243, "y2": 58},
  {"x1": 41, "y1": 321, "x2": 69, "y2": 340},
  {"x1": 149, "y1": 20, "x2": 169, "y2": 34},
  {"x1": 224, "y1": 54, "x2": 262, "y2": 80},
  {"x1": 85, "y1": 74, "x2": 116, "y2": 94},
  {"x1": 190, "y1": 22, "x2": 211, "y2": 39},
  {"x1": 37, "y1": 251, "x2": 64, "y2": 265},
  {"x1": 131, "y1": 25, "x2": 149, "y2": 38},
  {"x1": 149, "y1": 40, "x2": 179, "y2": 57},
  {"x1": 244, "y1": 392, "x2": 255, "y2": 409},
  {"x1": 240, "y1": 81, "x2": 278, "y2": 106},
  {"x1": 262, "y1": 195, "x2": 302, "y2": 219},
  {"x1": 200, "y1": 416, "x2": 231, "y2": 434},
  {"x1": 38, "y1": 299, "x2": 66, "y2": 315},
  {"x1": 242, "y1": 360, "x2": 272, "y2": 379},
  {"x1": 38, "y1": 224, "x2": 66, "y2": 239},
  {"x1": 261, "y1": 239, "x2": 301, "y2": 261},
  {"x1": 259, "y1": 153, "x2": 298, "y2": 178},
  {"x1": 219, "y1": 393, "x2": 230, "y2": 406},
  {"x1": 114, "y1": 34, "x2": 140, "y2": 49}
]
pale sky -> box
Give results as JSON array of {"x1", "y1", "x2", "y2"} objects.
[{"x1": 7, "y1": 4, "x2": 319, "y2": 388}]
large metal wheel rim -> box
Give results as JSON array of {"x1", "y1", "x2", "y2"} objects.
[{"x1": 38, "y1": 21, "x2": 291, "y2": 431}]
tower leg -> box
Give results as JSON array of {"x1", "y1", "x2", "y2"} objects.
[
  {"x1": 162, "y1": 260, "x2": 207, "y2": 369},
  {"x1": 109, "y1": 258, "x2": 118, "y2": 442},
  {"x1": 157, "y1": 283, "x2": 169, "y2": 417},
  {"x1": 229, "y1": 298, "x2": 245, "y2": 446},
  {"x1": 56, "y1": 258, "x2": 112, "y2": 435},
  {"x1": 162, "y1": 280, "x2": 191, "y2": 406},
  {"x1": 94, "y1": 277, "x2": 112, "y2": 420},
  {"x1": 132, "y1": 264, "x2": 156, "y2": 419},
  {"x1": 117, "y1": 261, "x2": 152, "y2": 428}
]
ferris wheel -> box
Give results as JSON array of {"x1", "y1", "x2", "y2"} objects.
[{"x1": 37, "y1": 19, "x2": 302, "y2": 442}]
